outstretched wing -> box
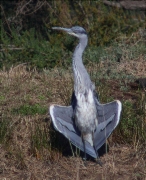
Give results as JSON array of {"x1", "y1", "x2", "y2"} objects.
[
  {"x1": 94, "y1": 100, "x2": 122, "y2": 151},
  {"x1": 49, "y1": 100, "x2": 122, "y2": 158},
  {"x1": 49, "y1": 105, "x2": 97, "y2": 158}
]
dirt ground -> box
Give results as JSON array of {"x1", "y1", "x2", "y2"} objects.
[{"x1": 0, "y1": 143, "x2": 146, "y2": 180}]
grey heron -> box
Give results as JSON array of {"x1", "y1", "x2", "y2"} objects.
[{"x1": 49, "y1": 26, "x2": 122, "y2": 165}]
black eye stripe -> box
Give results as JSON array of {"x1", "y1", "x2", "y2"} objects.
[
  {"x1": 74, "y1": 30, "x2": 87, "y2": 34},
  {"x1": 71, "y1": 26, "x2": 87, "y2": 34}
]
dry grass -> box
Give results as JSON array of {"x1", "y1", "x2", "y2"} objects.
[{"x1": 0, "y1": 56, "x2": 146, "y2": 179}]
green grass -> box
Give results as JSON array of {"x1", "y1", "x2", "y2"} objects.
[
  {"x1": 120, "y1": 99, "x2": 145, "y2": 143},
  {"x1": 12, "y1": 104, "x2": 47, "y2": 116},
  {"x1": 0, "y1": 116, "x2": 13, "y2": 144},
  {"x1": 30, "y1": 122, "x2": 51, "y2": 159},
  {"x1": 1, "y1": 2, "x2": 145, "y2": 72}
]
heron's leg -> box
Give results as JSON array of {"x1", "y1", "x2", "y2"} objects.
[
  {"x1": 92, "y1": 132, "x2": 103, "y2": 166},
  {"x1": 82, "y1": 135, "x2": 87, "y2": 164},
  {"x1": 83, "y1": 140, "x2": 87, "y2": 161}
]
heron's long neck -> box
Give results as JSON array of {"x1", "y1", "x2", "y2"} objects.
[{"x1": 72, "y1": 37, "x2": 91, "y2": 93}]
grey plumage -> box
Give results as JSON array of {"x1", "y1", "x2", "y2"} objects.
[{"x1": 50, "y1": 26, "x2": 122, "y2": 162}]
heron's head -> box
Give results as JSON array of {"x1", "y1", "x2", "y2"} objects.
[{"x1": 52, "y1": 26, "x2": 87, "y2": 39}]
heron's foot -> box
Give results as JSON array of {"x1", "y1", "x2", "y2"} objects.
[
  {"x1": 83, "y1": 157, "x2": 87, "y2": 161},
  {"x1": 95, "y1": 158, "x2": 103, "y2": 167}
]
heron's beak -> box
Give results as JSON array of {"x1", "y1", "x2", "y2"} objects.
[{"x1": 52, "y1": 27, "x2": 78, "y2": 37}]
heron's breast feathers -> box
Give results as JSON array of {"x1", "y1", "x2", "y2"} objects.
[{"x1": 74, "y1": 89, "x2": 98, "y2": 138}]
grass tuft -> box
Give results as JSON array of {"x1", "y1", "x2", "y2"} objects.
[
  {"x1": 0, "y1": 117, "x2": 13, "y2": 144},
  {"x1": 31, "y1": 122, "x2": 50, "y2": 160},
  {"x1": 12, "y1": 104, "x2": 47, "y2": 116}
]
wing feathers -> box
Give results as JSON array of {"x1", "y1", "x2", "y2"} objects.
[
  {"x1": 49, "y1": 100, "x2": 122, "y2": 158},
  {"x1": 50, "y1": 105, "x2": 97, "y2": 158}
]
